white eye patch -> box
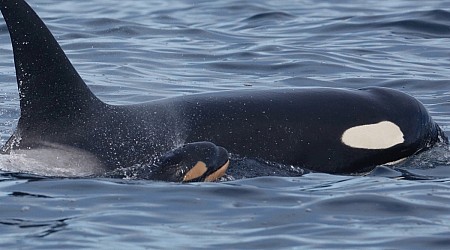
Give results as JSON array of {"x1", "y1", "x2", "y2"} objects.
[{"x1": 341, "y1": 121, "x2": 404, "y2": 149}]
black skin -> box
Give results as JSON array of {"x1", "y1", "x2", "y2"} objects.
[{"x1": 0, "y1": 0, "x2": 447, "y2": 181}]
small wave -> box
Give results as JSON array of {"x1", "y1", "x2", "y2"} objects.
[
  {"x1": 243, "y1": 11, "x2": 295, "y2": 22},
  {"x1": 420, "y1": 9, "x2": 450, "y2": 22},
  {"x1": 377, "y1": 19, "x2": 450, "y2": 38},
  {"x1": 367, "y1": 143, "x2": 450, "y2": 180},
  {"x1": 314, "y1": 9, "x2": 450, "y2": 38},
  {"x1": 239, "y1": 11, "x2": 295, "y2": 30},
  {"x1": 82, "y1": 18, "x2": 151, "y2": 37}
]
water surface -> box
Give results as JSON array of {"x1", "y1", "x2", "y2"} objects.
[{"x1": 1, "y1": 0, "x2": 450, "y2": 248}]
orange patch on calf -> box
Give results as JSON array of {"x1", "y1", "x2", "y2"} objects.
[
  {"x1": 183, "y1": 161, "x2": 207, "y2": 181},
  {"x1": 205, "y1": 160, "x2": 230, "y2": 182}
]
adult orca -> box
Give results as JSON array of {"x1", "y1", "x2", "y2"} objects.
[{"x1": 0, "y1": 0, "x2": 447, "y2": 181}]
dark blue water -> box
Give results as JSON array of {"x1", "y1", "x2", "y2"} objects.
[{"x1": 1, "y1": 0, "x2": 450, "y2": 248}]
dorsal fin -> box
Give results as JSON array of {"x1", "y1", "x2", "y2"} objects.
[{"x1": 0, "y1": 0, "x2": 104, "y2": 121}]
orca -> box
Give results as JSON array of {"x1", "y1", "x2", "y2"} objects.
[{"x1": 0, "y1": 0, "x2": 447, "y2": 181}]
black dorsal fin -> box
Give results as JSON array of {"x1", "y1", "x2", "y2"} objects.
[{"x1": 0, "y1": 0, "x2": 104, "y2": 121}]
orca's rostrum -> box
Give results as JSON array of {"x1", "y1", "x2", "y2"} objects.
[{"x1": 0, "y1": 0, "x2": 447, "y2": 181}]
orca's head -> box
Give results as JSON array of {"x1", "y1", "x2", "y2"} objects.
[{"x1": 152, "y1": 142, "x2": 230, "y2": 182}]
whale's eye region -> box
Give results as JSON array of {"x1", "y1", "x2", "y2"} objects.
[
  {"x1": 341, "y1": 121, "x2": 405, "y2": 149},
  {"x1": 183, "y1": 161, "x2": 208, "y2": 181},
  {"x1": 152, "y1": 142, "x2": 229, "y2": 182},
  {"x1": 183, "y1": 160, "x2": 230, "y2": 182}
]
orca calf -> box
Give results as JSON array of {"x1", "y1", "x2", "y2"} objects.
[{"x1": 0, "y1": 0, "x2": 447, "y2": 181}]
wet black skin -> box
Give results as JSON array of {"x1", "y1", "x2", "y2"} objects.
[{"x1": 0, "y1": 0, "x2": 447, "y2": 180}]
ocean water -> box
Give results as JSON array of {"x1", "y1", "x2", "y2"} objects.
[{"x1": 1, "y1": 0, "x2": 450, "y2": 249}]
